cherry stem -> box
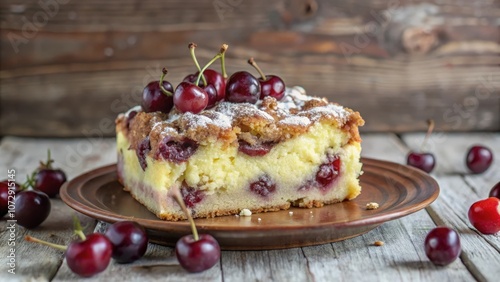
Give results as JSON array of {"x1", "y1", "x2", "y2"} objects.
[
  {"x1": 159, "y1": 68, "x2": 173, "y2": 96},
  {"x1": 189, "y1": 43, "x2": 207, "y2": 86},
  {"x1": 21, "y1": 172, "x2": 35, "y2": 190},
  {"x1": 171, "y1": 186, "x2": 199, "y2": 241},
  {"x1": 220, "y1": 44, "x2": 228, "y2": 79},
  {"x1": 40, "y1": 149, "x2": 54, "y2": 169},
  {"x1": 73, "y1": 215, "x2": 87, "y2": 241},
  {"x1": 25, "y1": 235, "x2": 68, "y2": 251},
  {"x1": 195, "y1": 44, "x2": 228, "y2": 86},
  {"x1": 420, "y1": 119, "x2": 435, "y2": 152},
  {"x1": 248, "y1": 58, "x2": 266, "y2": 80}
]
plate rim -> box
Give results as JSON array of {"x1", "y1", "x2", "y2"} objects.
[{"x1": 60, "y1": 157, "x2": 439, "y2": 232}]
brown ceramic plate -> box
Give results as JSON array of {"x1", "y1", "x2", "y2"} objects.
[{"x1": 60, "y1": 158, "x2": 439, "y2": 250}]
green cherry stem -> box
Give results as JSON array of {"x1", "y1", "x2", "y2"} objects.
[
  {"x1": 159, "y1": 68, "x2": 173, "y2": 96},
  {"x1": 195, "y1": 45, "x2": 228, "y2": 86},
  {"x1": 220, "y1": 44, "x2": 228, "y2": 79},
  {"x1": 25, "y1": 235, "x2": 68, "y2": 251},
  {"x1": 73, "y1": 215, "x2": 87, "y2": 241},
  {"x1": 248, "y1": 57, "x2": 266, "y2": 80},
  {"x1": 420, "y1": 119, "x2": 435, "y2": 152},
  {"x1": 171, "y1": 186, "x2": 199, "y2": 241},
  {"x1": 188, "y1": 43, "x2": 207, "y2": 86},
  {"x1": 40, "y1": 149, "x2": 54, "y2": 169}
]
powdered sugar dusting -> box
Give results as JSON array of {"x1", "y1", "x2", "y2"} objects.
[
  {"x1": 181, "y1": 112, "x2": 232, "y2": 129},
  {"x1": 301, "y1": 104, "x2": 350, "y2": 124},
  {"x1": 216, "y1": 102, "x2": 275, "y2": 122},
  {"x1": 279, "y1": 116, "x2": 311, "y2": 127}
]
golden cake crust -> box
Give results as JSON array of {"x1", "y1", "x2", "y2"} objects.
[{"x1": 116, "y1": 87, "x2": 364, "y2": 155}]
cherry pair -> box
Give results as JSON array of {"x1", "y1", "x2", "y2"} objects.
[
  {"x1": 141, "y1": 43, "x2": 286, "y2": 115},
  {"x1": 26, "y1": 219, "x2": 148, "y2": 277},
  {"x1": 406, "y1": 120, "x2": 493, "y2": 174}
]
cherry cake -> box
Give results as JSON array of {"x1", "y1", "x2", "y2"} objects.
[{"x1": 116, "y1": 87, "x2": 364, "y2": 220}]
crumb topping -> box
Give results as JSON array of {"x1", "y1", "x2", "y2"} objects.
[{"x1": 116, "y1": 86, "x2": 364, "y2": 151}]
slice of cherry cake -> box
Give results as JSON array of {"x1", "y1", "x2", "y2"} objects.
[{"x1": 116, "y1": 86, "x2": 364, "y2": 220}]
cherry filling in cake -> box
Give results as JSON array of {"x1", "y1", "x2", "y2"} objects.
[{"x1": 116, "y1": 87, "x2": 364, "y2": 220}]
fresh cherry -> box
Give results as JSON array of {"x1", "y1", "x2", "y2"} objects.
[
  {"x1": 248, "y1": 58, "x2": 285, "y2": 100},
  {"x1": 174, "y1": 82, "x2": 209, "y2": 114},
  {"x1": 171, "y1": 186, "x2": 220, "y2": 273},
  {"x1": 175, "y1": 44, "x2": 229, "y2": 113},
  {"x1": 407, "y1": 120, "x2": 436, "y2": 173},
  {"x1": 141, "y1": 68, "x2": 174, "y2": 113},
  {"x1": 490, "y1": 182, "x2": 500, "y2": 199},
  {"x1": 424, "y1": 227, "x2": 461, "y2": 266},
  {"x1": 316, "y1": 156, "x2": 341, "y2": 189},
  {"x1": 407, "y1": 152, "x2": 435, "y2": 173},
  {"x1": 183, "y1": 43, "x2": 227, "y2": 104},
  {"x1": 225, "y1": 71, "x2": 261, "y2": 104},
  {"x1": 176, "y1": 234, "x2": 221, "y2": 273},
  {"x1": 15, "y1": 190, "x2": 51, "y2": 229},
  {"x1": 468, "y1": 197, "x2": 500, "y2": 234},
  {"x1": 26, "y1": 219, "x2": 113, "y2": 278},
  {"x1": 0, "y1": 180, "x2": 21, "y2": 217},
  {"x1": 105, "y1": 221, "x2": 148, "y2": 263},
  {"x1": 33, "y1": 151, "x2": 67, "y2": 198},
  {"x1": 466, "y1": 145, "x2": 493, "y2": 174},
  {"x1": 66, "y1": 233, "x2": 113, "y2": 277}
]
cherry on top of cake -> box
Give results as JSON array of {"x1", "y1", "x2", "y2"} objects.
[{"x1": 117, "y1": 43, "x2": 364, "y2": 149}]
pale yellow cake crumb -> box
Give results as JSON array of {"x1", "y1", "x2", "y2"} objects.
[
  {"x1": 366, "y1": 202, "x2": 379, "y2": 210},
  {"x1": 239, "y1": 209, "x2": 252, "y2": 216}
]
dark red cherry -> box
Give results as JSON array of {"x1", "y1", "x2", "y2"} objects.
[
  {"x1": 105, "y1": 221, "x2": 148, "y2": 264},
  {"x1": 407, "y1": 152, "x2": 435, "y2": 173},
  {"x1": 66, "y1": 233, "x2": 113, "y2": 277},
  {"x1": 259, "y1": 75, "x2": 285, "y2": 100},
  {"x1": 0, "y1": 180, "x2": 21, "y2": 217},
  {"x1": 15, "y1": 190, "x2": 51, "y2": 229},
  {"x1": 176, "y1": 234, "x2": 221, "y2": 273},
  {"x1": 142, "y1": 80, "x2": 174, "y2": 113},
  {"x1": 136, "y1": 137, "x2": 151, "y2": 171},
  {"x1": 225, "y1": 71, "x2": 261, "y2": 104},
  {"x1": 157, "y1": 137, "x2": 198, "y2": 163},
  {"x1": 34, "y1": 168, "x2": 67, "y2": 198},
  {"x1": 466, "y1": 145, "x2": 493, "y2": 174},
  {"x1": 249, "y1": 175, "x2": 276, "y2": 197},
  {"x1": 490, "y1": 182, "x2": 500, "y2": 199},
  {"x1": 174, "y1": 82, "x2": 209, "y2": 114},
  {"x1": 170, "y1": 183, "x2": 221, "y2": 273},
  {"x1": 248, "y1": 58, "x2": 285, "y2": 100},
  {"x1": 184, "y1": 69, "x2": 226, "y2": 104},
  {"x1": 238, "y1": 140, "x2": 274, "y2": 156},
  {"x1": 424, "y1": 227, "x2": 461, "y2": 266},
  {"x1": 181, "y1": 185, "x2": 205, "y2": 208}
]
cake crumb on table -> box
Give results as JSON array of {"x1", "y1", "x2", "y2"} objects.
[
  {"x1": 289, "y1": 211, "x2": 293, "y2": 216},
  {"x1": 239, "y1": 209, "x2": 252, "y2": 216},
  {"x1": 366, "y1": 202, "x2": 379, "y2": 210},
  {"x1": 373, "y1": 241, "x2": 384, "y2": 246}
]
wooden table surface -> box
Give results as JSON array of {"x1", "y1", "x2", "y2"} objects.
[{"x1": 0, "y1": 132, "x2": 499, "y2": 282}]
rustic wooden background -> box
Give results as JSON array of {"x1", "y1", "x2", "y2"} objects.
[{"x1": 1, "y1": 0, "x2": 499, "y2": 137}]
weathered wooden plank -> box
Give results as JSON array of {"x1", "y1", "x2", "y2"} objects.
[
  {"x1": 0, "y1": 137, "x2": 116, "y2": 281},
  {"x1": 1, "y1": 0, "x2": 499, "y2": 136},
  {"x1": 402, "y1": 133, "x2": 500, "y2": 281}
]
